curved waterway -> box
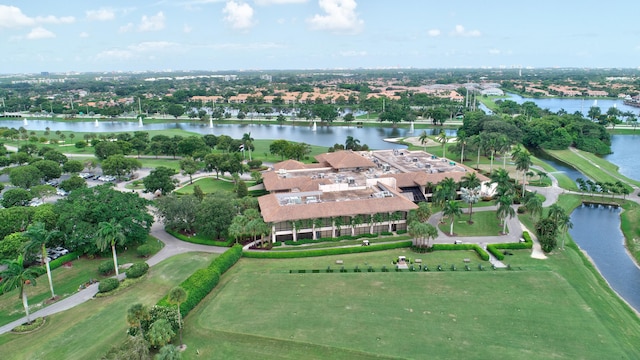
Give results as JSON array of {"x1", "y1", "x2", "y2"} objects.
[
  {"x1": 0, "y1": 119, "x2": 460, "y2": 150},
  {"x1": 569, "y1": 205, "x2": 640, "y2": 312}
]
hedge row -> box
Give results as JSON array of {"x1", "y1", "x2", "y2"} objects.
[
  {"x1": 243, "y1": 241, "x2": 413, "y2": 259},
  {"x1": 157, "y1": 244, "x2": 242, "y2": 317},
  {"x1": 49, "y1": 252, "x2": 80, "y2": 271},
  {"x1": 486, "y1": 231, "x2": 534, "y2": 261},
  {"x1": 125, "y1": 262, "x2": 149, "y2": 279},
  {"x1": 277, "y1": 233, "x2": 380, "y2": 246},
  {"x1": 431, "y1": 244, "x2": 490, "y2": 261},
  {"x1": 165, "y1": 228, "x2": 233, "y2": 247}
]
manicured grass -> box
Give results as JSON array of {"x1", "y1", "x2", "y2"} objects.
[
  {"x1": 137, "y1": 158, "x2": 182, "y2": 170},
  {"x1": 0, "y1": 236, "x2": 163, "y2": 325},
  {"x1": 0, "y1": 252, "x2": 216, "y2": 360},
  {"x1": 531, "y1": 156, "x2": 578, "y2": 191},
  {"x1": 270, "y1": 235, "x2": 412, "y2": 251},
  {"x1": 620, "y1": 200, "x2": 640, "y2": 264},
  {"x1": 176, "y1": 177, "x2": 237, "y2": 194},
  {"x1": 183, "y1": 247, "x2": 640, "y2": 359},
  {"x1": 439, "y1": 210, "x2": 503, "y2": 236},
  {"x1": 546, "y1": 149, "x2": 637, "y2": 189}
]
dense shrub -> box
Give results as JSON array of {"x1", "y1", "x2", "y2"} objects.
[
  {"x1": 98, "y1": 278, "x2": 120, "y2": 293},
  {"x1": 486, "y1": 245, "x2": 505, "y2": 260},
  {"x1": 247, "y1": 159, "x2": 263, "y2": 169},
  {"x1": 165, "y1": 228, "x2": 233, "y2": 247},
  {"x1": 125, "y1": 262, "x2": 149, "y2": 279},
  {"x1": 49, "y1": 252, "x2": 79, "y2": 271},
  {"x1": 98, "y1": 260, "x2": 115, "y2": 275},
  {"x1": 157, "y1": 244, "x2": 242, "y2": 317},
  {"x1": 431, "y1": 243, "x2": 490, "y2": 261},
  {"x1": 243, "y1": 241, "x2": 412, "y2": 259},
  {"x1": 136, "y1": 244, "x2": 154, "y2": 258}
]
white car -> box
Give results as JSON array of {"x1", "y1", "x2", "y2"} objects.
[{"x1": 56, "y1": 189, "x2": 69, "y2": 196}]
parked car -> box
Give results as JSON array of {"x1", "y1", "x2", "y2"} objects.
[
  {"x1": 56, "y1": 189, "x2": 69, "y2": 196},
  {"x1": 54, "y1": 247, "x2": 69, "y2": 255},
  {"x1": 45, "y1": 180, "x2": 59, "y2": 187},
  {"x1": 29, "y1": 199, "x2": 44, "y2": 207}
]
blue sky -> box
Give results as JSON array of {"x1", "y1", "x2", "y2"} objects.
[{"x1": 1, "y1": 0, "x2": 639, "y2": 73}]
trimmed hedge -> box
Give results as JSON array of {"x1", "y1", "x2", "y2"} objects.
[
  {"x1": 98, "y1": 260, "x2": 115, "y2": 275},
  {"x1": 243, "y1": 241, "x2": 413, "y2": 259},
  {"x1": 485, "y1": 231, "x2": 534, "y2": 261},
  {"x1": 136, "y1": 244, "x2": 154, "y2": 257},
  {"x1": 431, "y1": 243, "x2": 490, "y2": 261},
  {"x1": 49, "y1": 251, "x2": 79, "y2": 271},
  {"x1": 279, "y1": 233, "x2": 380, "y2": 246},
  {"x1": 98, "y1": 278, "x2": 120, "y2": 293},
  {"x1": 125, "y1": 262, "x2": 149, "y2": 279},
  {"x1": 165, "y1": 228, "x2": 233, "y2": 247},
  {"x1": 157, "y1": 244, "x2": 242, "y2": 317}
]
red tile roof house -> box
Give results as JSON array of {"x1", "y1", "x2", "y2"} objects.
[{"x1": 258, "y1": 150, "x2": 489, "y2": 243}]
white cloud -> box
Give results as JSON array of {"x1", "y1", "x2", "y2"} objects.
[
  {"x1": 427, "y1": 29, "x2": 440, "y2": 37},
  {"x1": 254, "y1": 0, "x2": 308, "y2": 5},
  {"x1": 184, "y1": 24, "x2": 193, "y2": 33},
  {"x1": 139, "y1": 12, "x2": 165, "y2": 32},
  {"x1": 94, "y1": 41, "x2": 181, "y2": 62},
  {"x1": 95, "y1": 49, "x2": 135, "y2": 61},
  {"x1": 451, "y1": 25, "x2": 481, "y2": 37},
  {"x1": 211, "y1": 42, "x2": 283, "y2": 50},
  {"x1": 223, "y1": 1, "x2": 255, "y2": 30},
  {"x1": 119, "y1": 23, "x2": 134, "y2": 33},
  {"x1": 26, "y1": 27, "x2": 56, "y2": 40},
  {"x1": 79, "y1": 31, "x2": 90, "y2": 38},
  {"x1": 489, "y1": 48, "x2": 501, "y2": 55},
  {"x1": 86, "y1": 8, "x2": 116, "y2": 21},
  {"x1": 0, "y1": 5, "x2": 75, "y2": 28},
  {"x1": 130, "y1": 41, "x2": 180, "y2": 52},
  {"x1": 308, "y1": 0, "x2": 363, "y2": 34}
]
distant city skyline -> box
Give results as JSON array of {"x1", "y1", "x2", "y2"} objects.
[{"x1": 1, "y1": 0, "x2": 639, "y2": 74}]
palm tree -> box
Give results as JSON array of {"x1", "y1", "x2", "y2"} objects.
[
  {"x1": 95, "y1": 219, "x2": 126, "y2": 277},
  {"x1": 418, "y1": 130, "x2": 429, "y2": 152},
  {"x1": 127, "y1": 303, "x2": 151, "y2": 335},
  {"x1": 456, "y1": 129, "x2": 467, "y2": 163},
  {"x1": 432, "y1": 177, "x2": 457, "y2": 207},
  {"x1": 469, "y1": 134, "x2": 483, "y2": 170},
  {"x1": 460, "y1": 171, "x2": 481, "y2": 189},
  {"x1": 523, "y1": 191, "x2": 543, "y2": 219},
  {"x1": 168, "y1": 286, "x2": 187, "y2": 347},
  {"x1": 0, "y1": 255, "x2": 41, "y2": 323},
  {"x1": 22, "y1": 222, "x2": 58, "y2": 299},
  {"x1": 513, "y1": 148, "x2": 532, "y2": 197},
  {"x1": 437, "y1": 130, "x2": 448, "y2": 159},
  {"x1": 496, "y1": 195, "x2": 515, "y2": 234},
  {"x1": 490, "y1": 168, "x2": 514, "y2": 197},
  {"x1": 408, "y1": 221, "x2": 438, "y2": 248},
  {"x1": 442, "y1": 200, "x2": 462, "y2": 236},
  {"x1": 241, "y1": 132, "x2": 254, "y2": 161},
  {"x1": 460, "y1": 186, "x2": 481, "y2": 223},
  {"x1": 345, "y1": 136, "x2": 360, "y2": 150}
]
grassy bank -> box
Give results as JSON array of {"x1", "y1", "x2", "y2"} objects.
[
  {"x1": 545, "y1": 148, "x2": 639, "y2": 188},
  {"x1": 182, "y1": 247, "x2": 640, "y2": 359}
]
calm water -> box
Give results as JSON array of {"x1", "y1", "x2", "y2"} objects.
[
  {"x1": 570, "y1": 205, "x2": 640, "y2": 312},
  {"x1": 605, "y1": 135, "x2": 640, "y2": 180},
  {"x1": 0, "y1": 119, "x2": 460, "y2": 150},
  {"x1": 506, "y1": 93, "x2": 640, "y2": 118}
]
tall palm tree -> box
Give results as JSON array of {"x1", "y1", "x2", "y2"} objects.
[
  {"x1": 345, "y1": 136, "x2": 360, "y2": 150},
  {"x1": 433, "y1": 177, "x2": 457, "y2": 206},
  {"x1": 496, "y1": 195, "x2": 515, "y2": 234},
  {"x1": 456, "y1": 129, "x2": 468, "y2": 163},
  {"x1": 0, "y1": 255, "x2": 41, "y2": 323},
  {"x1": 442, "y1": 200, "x2": 462, "y2": 236},
  {"x1": 408, "y1": 221, "x2": 438, "y2": 248},
  {"x1": 22, "y1": 222, "x2": 58, "y2": 299},
  {"x1": 490, "y1": 168, "x2": 514, "y2": 197},
  {"x1": 168, "y1": 286, "x2": 187, "y2": 347},
  {"x1": 418, "y1": 130, "x2": 429, "y2": 152},
  {"x1": 241, "y1": 132, "x2": 254, "y2": 161},
  {"x1": 523, "y1": 191, "x2": 543, "y2": 219},
  {"x1": 437, "y1": 130, "x2": 448, "y2": 159},
  {"x1": 513, "y1": 149, "x2": 532, "y2": 197},
  {"x1": 460, "y1": 186, "x2": 481, "y2": 223},
  {"x1": 469, "y1": 134, "x2": 483, "y2": 170},
  {"x1": 95, "y1": 219, "x2": 126, "y2": 277},
  {"x1": 460, "y1": 171, "x2": 481, "y2": 189}
]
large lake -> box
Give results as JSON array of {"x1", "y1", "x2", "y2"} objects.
[{"x1": 505, "y1": 93, "x2": 640, "y2": 118}]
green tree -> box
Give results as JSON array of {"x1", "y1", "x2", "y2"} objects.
[
  {"x1": 442, "y1": 200, "x2": 462, "y2": 236},
  {"x1": 96, "y1": 219, "x2": 126, "y2": 277},
  {"x1": 195, "y1": 192, "x2": 237, "y2": 239},
  {"x1": 0, "y1": 233, "x2": 28, "y2": 262},
  {"x1": 418, "y1": 130, "x2": 429, "y2": 152},
  {"x1": 536, "y1": 217, "x2": 559, "y2": 253},
  {"x1": 148, "y1": 318, "x2": 175, "y2": 348},
  {"x1": 167, "y1": 104, "x2": 185, "y2": 118},
  {"x1": 22, "y1": 222, "x2": 58, "y2": 298},
  {"x1": 408, "y1": 221, "x2": 438, "y2": 248},
  {"x1": 1, "y1": 188, "x2": 33, "y2": 208},
  {"x1": 168, "y1": 286, "x2": 187, "y2": 346},
  {"x1": 179, "y1": 156, "x2": 199, "y2": 184},
  {"x1": 94, "y1": 141, "x2": 124, "y2": 160},
  {"x1": 460, "y1": 186, "x2": 481, "y2": 223},
  {"x1": 127, "y1": 303, "x2": 151, "y2": 336},
  {"x1": 32, "y1": 159, "x2": 62, "y2": 181},
  {"x1": 102, "y1": 155, "x2": 142, "y2": 179},
  {"x1": 155, "y1": 345, "x2": 182, "y2": 360},
  {"x1": 345, "y1": 136, "x2": 361, "y2": 150},
  {"x1": 143, "y1": 166, "x2": 177, "y2": 195},
  {"x1": 10, "y1": 165, "x2": 43, "y2": 189},
  {"x1": 513, "y1": 148, "x2": 532, "y2": 197},
  {"x1": 155, "y1": 194, "x2": 201, "y2": 234},
  {"x1": 62, "y1": 159, "x2": 84, "y2": 174},
  {"x1": 236, "y1": 180, "x2": 248, "y2": 198},
  {"x1": 496, "y1": 195, "x2": 515, "y2": 234},
  {"x1": 523, "y1": 191, "x2": 543, "y2": 219},
  {"x1": 0, "y1": 255, "x2": 41, "y2": 323},
  {"x1": 437, "y1": 130, "x2": 448, "y2": 159},
  {"x1": 59, "y1": 176, "x2": 87, "y2": 192}
]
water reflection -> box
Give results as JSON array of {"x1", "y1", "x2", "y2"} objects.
[{"x1": 570, "y1": 204, "x2": 640, "y2": 312}]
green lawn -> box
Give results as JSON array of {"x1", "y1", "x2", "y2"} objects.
[
  {"x1": 176, "y1": 177, "x2": 237, "y2": 194},
  {"x1": 182, "y1": 247, "x2": 640, "y2": 359},
  {"x1": 439, "y1": 210, "x2": 503, "y2": 236},
  {"x1": 546, "y1": 149, "x2": 638, "y2": 189},
  {"x1": 0, "y1": 252, "x2": 216, "y2": 360},
  {"x1": 0, "y1": 236, "x2": 163, "y2": 325}
]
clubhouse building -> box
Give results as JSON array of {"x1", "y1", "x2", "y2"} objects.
[{"x1": 258, "y1": 149, "x2": 490, "y2": 243}]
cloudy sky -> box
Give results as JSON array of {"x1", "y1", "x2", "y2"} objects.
[{"x1": 1, "y1": 0, "x2": 639, "y2": 73}]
